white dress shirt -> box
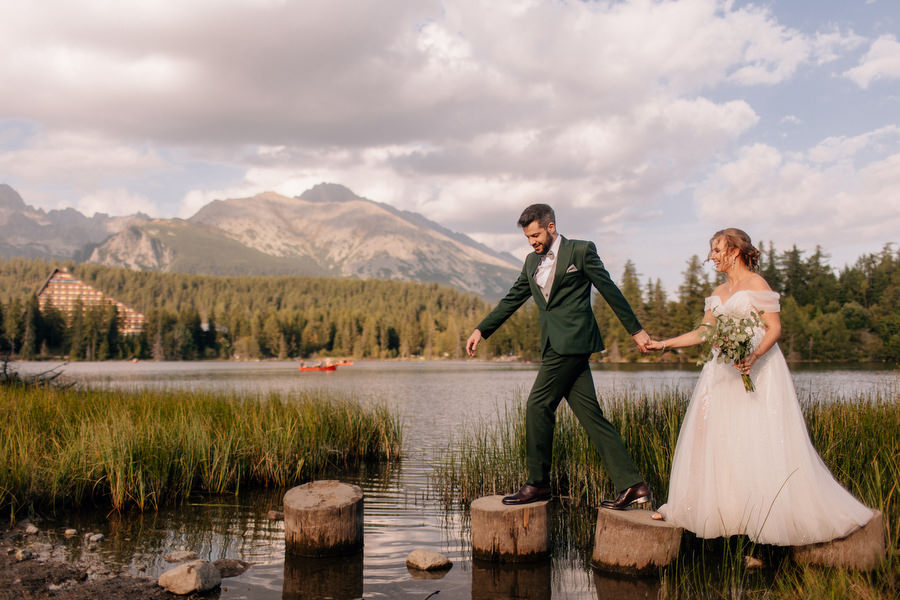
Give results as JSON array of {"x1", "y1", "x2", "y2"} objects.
[{"x1": 533, "y1": 234, "x2": 561, "y2": 301}]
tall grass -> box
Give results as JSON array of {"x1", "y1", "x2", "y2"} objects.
[
  {"x1": 0, "y1": 384, "x2": 402, "y2": 518},
  {"x1": 432, "y1": 387, "x2": 899, "y2": 598},
  {"x1": 432, "y1": 386, "x2": 690, "y2": 508}
]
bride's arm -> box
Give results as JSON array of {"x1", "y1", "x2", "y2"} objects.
[
  {"x1": 646, "y1": 310, "x2": 715, "y2": 351},
  {"x1": 737, "y1": 311, "x2": 781, "y2": 372}
]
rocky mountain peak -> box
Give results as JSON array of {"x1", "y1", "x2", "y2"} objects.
[
  {"x1": 299, "y1": 182, "x2": 360, "y2": 204},
  {"x1": 0, "y1": 184, "x2": 27, "y2": 210}
]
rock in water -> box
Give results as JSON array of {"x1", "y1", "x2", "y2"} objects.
[
  {"x1": 14, "y1": 549, "x2": 34, "y2": 561},
  {"x1": 158, "y1": 560, "x2": 221, "y2": 595},
  {"x1": 213, "y1": 558, "x2": 251, "y2": 577},
  {"x1": 406, "y1": 548, "x2": 452, "y2": 571},
  {"x1": 164, "y1": 550, "x2": 199, "y2": 563}
]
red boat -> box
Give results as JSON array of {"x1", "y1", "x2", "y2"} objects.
[{"x1": 298, "y1": 363, "x2": 338, "y2": 372}]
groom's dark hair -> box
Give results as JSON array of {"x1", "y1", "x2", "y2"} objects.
[{"x1": 517, "y1": 204, "x2": 555, "y2": 229}]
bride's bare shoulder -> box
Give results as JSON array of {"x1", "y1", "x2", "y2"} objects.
[{"x1": 746, "y1": 273, "x2": 773, "y2": 292}]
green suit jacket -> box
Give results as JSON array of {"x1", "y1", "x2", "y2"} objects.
[{"x1": 477, "y1": 236, "x2": 642, "y2": 355}]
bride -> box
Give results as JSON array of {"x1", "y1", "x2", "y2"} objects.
[{"x1": 646, "y1": 228, "x2": 874, "y2": 545}]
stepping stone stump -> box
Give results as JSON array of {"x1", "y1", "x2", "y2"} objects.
[
  {"x1": 592, "y1": 509, "x2": 683, "y2": 576},
  {"x1": 471, "y1": 495, "x2": 550, "y2": 562},
  {"x1": 792, "y1": 510, "x2": 886, "y2": 571},
  {"x1": 283, "y1": 480, "x2": 364, "y2": 557}
]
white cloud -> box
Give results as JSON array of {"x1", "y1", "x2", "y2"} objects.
[
  {"x1": 694, "y1": 132, "x2": 900, "y2": 248},
  {"x1": 0, "y1": 0, "x2": 889, "y2": 291},
  {"x1": 844, "y1": 35, "x2": 900, "y2": 88},
  {"x1": 0, "y1": 0, "x2": 856, "y2": 147},
  {"x1": 0, "y1": 130, "x2": 166, "y2": 187},
  {"x1": 808, "y1": 126, "x2": 900, "y2": 164}
]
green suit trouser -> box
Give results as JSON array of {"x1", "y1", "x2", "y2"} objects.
[{"x1": 525, "y1": 346, "x2": 643, "y2": 492}]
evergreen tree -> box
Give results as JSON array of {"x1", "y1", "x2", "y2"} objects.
[
  {"x1": 202, "y1": 311, "x2": 220, "y2": 358},
  {"x1": 676, "y1": 255, "x2": 711, "y2": 324},
  {"x1": 780, "y1": 246, "x2": 808, "y2": 304},
  {"x1": 40, "y1": 304, "x2": 67, "y2": 355},
  {"x1": 805, "y1": 246, "x2": 838, "y2": 312},
  {"x1": 20, "y1": 294, "x2": 41, "y2": 360},
  {"x1": 97, "y1": 304, "x2": 120, "y2": 360},
  {"x1": 4, "y1": 298, "x2": 22, "y2": 355},
  {"x1": 643, "y1": 279, "x2": 670, "y2": 338},
  {"x1": 68, "y1": 299, "x2": 86, "y2": 360},
  {"x1": 761, "y1": 241, "x2": 782, "y2": 292}
]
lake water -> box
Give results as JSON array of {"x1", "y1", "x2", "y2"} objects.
[{"x1": 11, "y1": 360, "x2": 899, "y2": 599}]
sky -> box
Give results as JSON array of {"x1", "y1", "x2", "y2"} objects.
[{"x1": 1, "y1": 0, "x2": 898, "y2": 294}]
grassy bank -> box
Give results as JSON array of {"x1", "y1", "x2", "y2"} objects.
[
  {"x1": 432, "y1": 388, "x2": 899, "y2": 597},
  {"x1": 0, "y1": 385, "x2": 402, "y2": 517}
]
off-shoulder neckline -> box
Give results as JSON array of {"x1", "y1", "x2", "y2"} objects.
[{"x1": 706, "y1": 289, "x2": 778, "y2": 306}]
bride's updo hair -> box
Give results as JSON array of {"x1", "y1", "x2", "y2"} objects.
[{"x1": 710, "y1": 228, "x2": 761, "y2": 271}]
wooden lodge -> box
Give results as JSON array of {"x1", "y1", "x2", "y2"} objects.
[{"x1": 36, "y1": 269, "x2": 146, "y2": 335}]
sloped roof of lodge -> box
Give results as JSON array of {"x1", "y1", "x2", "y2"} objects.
[{"x1": 36, "y1": 268, "x2": 146, "y2": 334}]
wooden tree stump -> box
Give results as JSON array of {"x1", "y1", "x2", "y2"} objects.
[
  {"x1": 471, "y1": 495, "x2": 550, "y2": 562},
  {"x1": 591, "y1": 508, "x2": 683, "y2": 576},
  {"x1": 792, "y1": 510, "x2": 885, "y2": 571},
  {"x1": 283, "y1": 480, "x2": 364, "y2": 557}
]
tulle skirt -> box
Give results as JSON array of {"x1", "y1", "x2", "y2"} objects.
[{"x1": 657, "y1": 344, "x2": 874, "y2": 545}]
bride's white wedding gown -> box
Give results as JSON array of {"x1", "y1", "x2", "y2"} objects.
[{"x1": 657, "y1": 290, "x2": 874, "y2": 545}]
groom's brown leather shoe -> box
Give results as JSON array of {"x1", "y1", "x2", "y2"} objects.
[
  {"x1": 600, "y1": 482, "x2": 652, "y2": 510},
  {"x1": 502, "y1": 484, "x2": 552, "y2": 505}
]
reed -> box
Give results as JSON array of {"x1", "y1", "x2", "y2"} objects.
[
  {"x1": 0, "y1": 384, "x2": 402, "y2": 517},
  {"x1": 432, "y1": 386, "x2": 691, "y2": 508},
  {"x1": 432, "y1": 387, "x2": 899, "y2": 598}
]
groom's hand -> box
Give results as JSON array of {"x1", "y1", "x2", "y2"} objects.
[
  {"x1": 466, "y1": 329, "x2": 483, "y2": 357},
  {"x1": 632, "y1": 330, "x2": 651, "y2": 353}
]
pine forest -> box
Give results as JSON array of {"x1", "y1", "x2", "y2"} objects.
[{"x1": 0, "y1": 241, "x2": 898, "y2": 363}]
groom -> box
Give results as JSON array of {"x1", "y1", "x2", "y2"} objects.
[{"x1": 466, "y1": 204, "x2": 652, "y2": 509}]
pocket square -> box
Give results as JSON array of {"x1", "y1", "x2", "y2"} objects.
[{"x1": 566, "y1": 264, "x2": 578, "y2": 273}]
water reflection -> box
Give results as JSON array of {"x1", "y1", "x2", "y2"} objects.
[
  {"x1": 592, "y1": 572, "x2": 661, "y2": 600},
  {"x1": 28, "y1": 489, "x2": 287, "y2": 577},
  {"x1": 283, "y1": 553, "x2": 364, "y2": 600},
  {"x1": 472, "y1": 559, "x2": 552, "y2": 600}
]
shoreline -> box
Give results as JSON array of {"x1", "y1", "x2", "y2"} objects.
[{"x1": 1, "y1": 522, "x2": 175, "y2": 600}]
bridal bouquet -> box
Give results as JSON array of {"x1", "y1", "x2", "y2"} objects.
[{"x1": 698, "y1": 311, "x2": 764, "y2": 392}]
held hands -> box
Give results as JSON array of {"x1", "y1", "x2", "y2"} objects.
[
  {"x1": 645, "y1": 339, "x2": 667, "y2": 352},
  {"x1": 466, "y1": 329, "x2": 483, "y2": 357},
  {"x1": 632, "y1": 330, "x2": 651, "y2": 353}
]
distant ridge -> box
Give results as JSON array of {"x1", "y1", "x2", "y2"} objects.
[
  {"x1": 0, "y1": 182, "x2": 520, "y2": 300},
  {"x1": 299, "y1": 183, "x2": 520, "y2": 266}
]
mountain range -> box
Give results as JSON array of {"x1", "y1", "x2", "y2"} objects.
[{"x1": 0, "y1": 183, "x2": 521, "y2": 299}]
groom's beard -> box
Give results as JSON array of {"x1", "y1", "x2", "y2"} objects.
[{"x1": 532, "y1": 233, "x2": 556, "y2": 255}]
